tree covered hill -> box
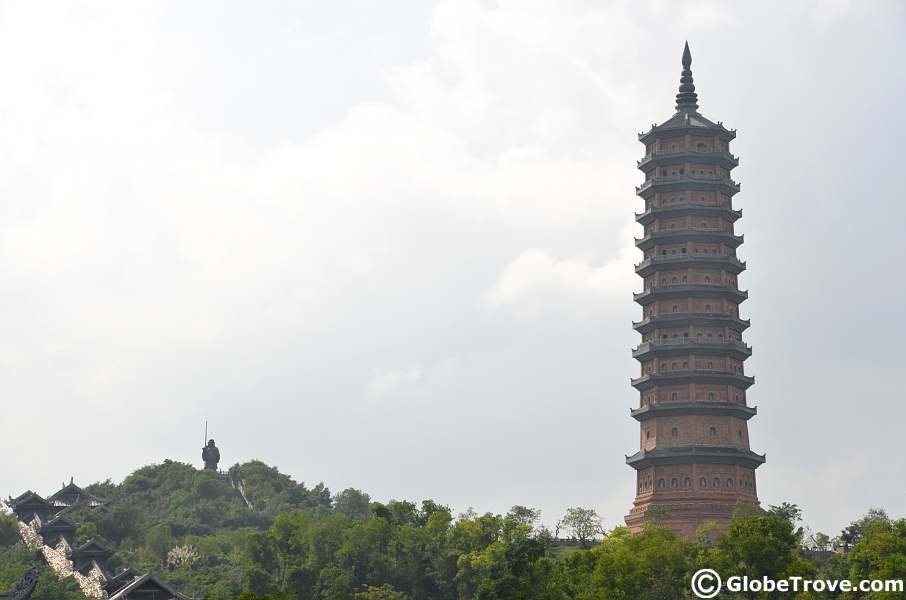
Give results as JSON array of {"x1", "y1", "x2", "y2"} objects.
[
  {"x1": 3, "y1": 460, "x2": 906, "y2": 600},
  {"x1": 0, "y1": 459, "x2": 348, "y2": 598}
]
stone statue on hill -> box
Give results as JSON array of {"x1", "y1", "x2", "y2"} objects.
[{"x1": 202, "y1": 439, "x2": 220, "y2": 471}]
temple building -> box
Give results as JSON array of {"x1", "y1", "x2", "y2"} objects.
[
  {"x1": 70, "y1": 539, "x2": 116, "y2": 578},
  {"x1": 624, "y1": 43, "x2": 765, "y2": 538},
  {"x1": 6, "y1": 481, "x2": 190, "y2": 600}
]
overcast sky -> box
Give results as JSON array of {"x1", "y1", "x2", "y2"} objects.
[{"x1": 1, "y1": 0, "x2": 905, "y2": 538}]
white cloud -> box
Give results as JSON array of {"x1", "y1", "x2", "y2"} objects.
[
  {"x1": 369, "y1": 366, "x2": 424, "y2": 399},
  {"x1": 42, "y1": 340, "x2": 73, "y2": 354},
  {"x1": 482, "y1": 247, "x2": 635, "y2": 319}
]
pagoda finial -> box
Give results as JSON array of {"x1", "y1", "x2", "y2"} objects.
[{"x1": 675, "y1": 41, "x2": 699, "y2": 112}]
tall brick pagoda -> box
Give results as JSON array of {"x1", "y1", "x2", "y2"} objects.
[{"x1": 624, "y1": 43, "x2": 765, "y2": 539}]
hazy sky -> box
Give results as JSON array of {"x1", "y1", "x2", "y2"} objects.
[{"x1": 1, "y1": 0, "x2": 904, "y2": 538}]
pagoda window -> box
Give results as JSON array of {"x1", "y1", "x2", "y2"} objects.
[
  {"x1": 671, "y1": 427, "x2": 678, "y2": 436},
  {"x1": 661, "y1": 364, "x2": 667, "y2": 371},
  {"x1": 705, "y1": 276, "x2": 710, "y2": 283},
  {"x1": 671, "y1": 224, "x2": 675, "y2": 229},
  {"x1": 671, "y1": 478, "x2": 678, "y2": 488},
  {"x1": 682, "y1": 276, "x2": 687, "y2": 282},
  {"x1": 708, "y1": 393, "x2": 714, "y2": 401},
  {"x1": 639, "y1": 483, "x2": 643, "y2": 491},
  {"x1": 697, "y1": 333, "x2": 702, "y2": 339},
  {"x1": 718, "y1": 334, "x2": 723, "y2": 339},
  {"x1": 709, "y1": 427, "x2": 716, "y2": 436},
  {"x1": 672, "y1": 334, "x2": 678, "y2": 338},
  {"x1": 662, "y1": 198, "x2": 667, "y2": 205},
  {"x1": 661, "y1": 278, "x2": 667, "y2": 285},
  {"x1": 683, "y1": 333, "x2": 688, "y2": 338},
  {"x1": 671, "y1": 249, "x2": 677, "y2": 254},
  {"x1": 663, "y1": 334, "x2": 668, "y2": 339},
  {"x1": 662, "y1": 250, "x2": 667, "y2": 255},
  {"x1": 672, "y1": 277, "x2": 677, "y2": 283},
  {"x1": 646, "y1": 431, "x2": 650, "y2": 439},
  {"x1": 712, "y1": 249, "x2": 718, "y2": 254},
  {"x1": 693, "y1": 248, "x2": 699, "y2": 253},
  {"x1": 681, "y1": 248, "x2": 686, "y2": 254},
  {"x1": 671, "y1": 144, "x2": 676, "y2": 149},
  {"x1": 709, "y1": 170, "x2": 713, "y2": 175},
  {"x1": 671, "y1": 393, "x2": 677, "y2": 402},
  {"x1": 707, "y1": 333, "x2": 713, "y2": 338},
  {"x1": 700, "y1": 477, "x2": 708, "y2": 487},
  {"x1": 672, "y1": 363, "x2": 678, "y2": 370},
  {"x1": 672, "y1": 305, "x2": 678, "y2": 312},
  {"x1": 705, "y1": 305, "x2": 711, "y2": 312},
  {"x1": 701, "y1": 196, "x2": 705, "y2": 202},
  {"x1": 658, "y1": 479, "x2": 665, "y2": 488},
  {"x1": 727, "y1": 478, "x2": 734, "y2": 487},
  {"x1": 683, "y1": 362, "x2": 689, "y2": 369},
  {"x1": 713, "y1": 477, "x2": 720, "y2": 487},
  {"x1": 707, "y1": 362, "x2": 713, "y2": 370},
  {"x1": 684, "y1": 477, "x2": 692, "y2": 487},
  {"x1": 697, "y1": 143, "x2": 705, "y2": 148},
  {"x1": 662, "y1": 170, "x2": 667, "y2": 176},
  {"x1": 738, "y1": 429, "x2": 743, "y2": 437},
  {"x1": 701, "y1": 222, "x2": 707, "y2": 228}
]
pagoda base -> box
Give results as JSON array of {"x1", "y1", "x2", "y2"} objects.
[{"x1": 624, "y1": 496, "x2": 759, "y2": 540}]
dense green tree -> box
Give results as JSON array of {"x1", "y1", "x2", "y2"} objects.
[
  {"x1": 710, "y1": 514, "x2": 816, "y2": 599},
  {"x1": 506, "y1": 506, "x2": 542, "y2": 530},
  {"x1": 560, "y1": 525, "x2": 696, "y2": 600},
  {"x1": 334, "y1": 488, "x2": 372, "y2": 523},
  {"x1": 840, "y1": 507, "x2": 889, "y2": 546},
  {"x1": 845, "y1": 517, "x2": 906, "y2": 598},
  {"x1": 0, "y1": 511, "x2": 19, "y2": 547},
  {"x1": 767, "y1": 502, "x2": 803, "y2": 524},
  {"x1": 560, "y1": 507, "x2": 606, "y2": 546}
]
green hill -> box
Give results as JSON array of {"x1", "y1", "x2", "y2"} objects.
[{"x1": 4, "y1": 461, "x2": 904, "y2": 600}]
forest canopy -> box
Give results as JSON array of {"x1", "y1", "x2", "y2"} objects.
[{"x1": 2, "y1": 460, "x2": 904, "y2": 600}]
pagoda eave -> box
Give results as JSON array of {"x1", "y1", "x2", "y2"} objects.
[
  {"x1": 638, "y1": 123, "x2": 737, "y2": 146},
  {"x1": 635, "y1": 230, "x2": 744, "y2": 251},
  {"x1": 630, "y1": 401, "x2": 757, "y2": 422},
  {"x1": 631, "y1": 371, "x2": 755, "y2": 391},
  {"x1": 637, "y1": 150, "x2": 738, "y2": 172},
  {"x1": 633, "y1": 284, "x2": 749, "y2": 305},
  {"x1": 635, "y1": 204, "x2": 742, "y2": 226},
  {"x1": 632, "y1": 339, "x2": 752, "y2": 362},
  {"x1": 634, "y1": 255, "x2": 746, "y2": 277},
  {"x1": 626, "y1": 446, "x2": 765, "y2": 470},
  {"x1": 636, "y1": 176, "x2": 740, "y2": 199},
  {"x1": 632, "y1": 313, "x2": 751, "y2": 334}
]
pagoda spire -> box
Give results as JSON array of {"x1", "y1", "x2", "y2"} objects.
[{"x1": 675, "y1": 41, "x2": 699, "y2": 112}]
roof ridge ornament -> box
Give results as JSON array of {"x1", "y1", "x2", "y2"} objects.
[{"x1": 675, "y1": 41, "x2": 699, "y2": 112}]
